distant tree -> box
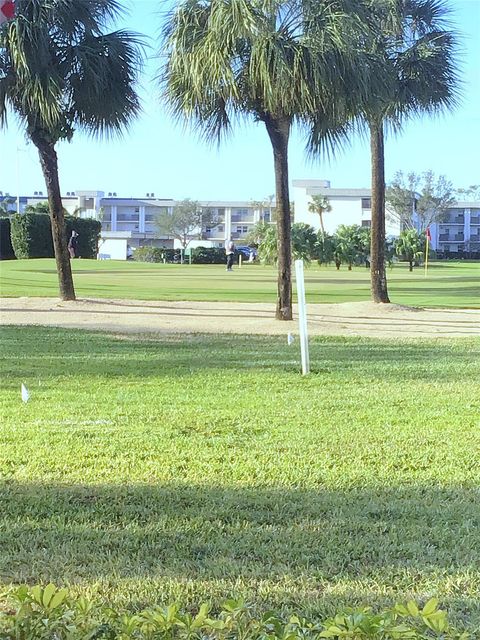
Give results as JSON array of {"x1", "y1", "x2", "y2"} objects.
[
  {"x1": 387, "y1": 171, "x2": 456, "y2": 232},
  {"x1": 24, "y1": 202, "x2": 60, "y2": 215},
  {"x1": 291, "y1": 223, "x2": 317, "y2": 263},
  {"x1": 456, "y1": 185, "x2": 480, "y2": 201},
  {"x1": 0, "y1": 196, "x2": 16, "y2": 216},
  {"x1": 315, "y1": 232, "x2": 336, "y2": 266},
  {"x1": 335, "y1": 224, "x2": 362, "y2": 270},
  {"x1": 257, "y1": 225, "x2": 278, "y2": 266},
  {"x1": 357, "y1": 226, "x2": 371, "y2": 267},
  {"x1": 394, "y1": 229, "x2": 425, "y2": 271},
  {"x1": 308, "y1": 195, "x2": 331, "y2": 236},
  {"x1": 246, "y1": 221, "x2": 273, "y2": 248},
  {"x1": 155, "y1": 199, "x2": 217, "y2": 251}
]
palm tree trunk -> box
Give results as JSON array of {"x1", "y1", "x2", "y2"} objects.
[
  {"x1": 369, "y1": 119, "x2": 390, "y2": 304},
  {"x1": 264, "y1": 114, "x2": 293, "y2": 321},
  {"x1": 319, "y1": 213, "x2": 325, "y2": 236},
  {"x1": 30, "y1": 130, "x2": 76, "y2": 301}
]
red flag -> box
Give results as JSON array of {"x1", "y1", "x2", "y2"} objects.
[
  {"x1": 425, "y1": 227, "x2": 431, "y2": 242},
  {"x1": 0, "y1": 0, "x2": 15, "y2": 23}
]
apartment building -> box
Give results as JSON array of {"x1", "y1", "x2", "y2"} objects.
[
  {"x1": 430, "y1": 203, "x2": 480, "y2": 256},
  {"x1": 3, "y1": 182, "x2": 479, "y2": 258},
  {"x1": 292, "y1": 179, "x2": 401, "y2": 236}
]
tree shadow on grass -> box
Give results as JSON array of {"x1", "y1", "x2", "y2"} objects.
[
  {"x1": 0, "y1": 481, "x2": 479, "y2": 624},
  {"x1": 1, "y1": 326, "x2": 478, "y2": 383}
]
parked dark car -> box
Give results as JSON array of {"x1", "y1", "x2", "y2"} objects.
[{"x1": 236, "y1": 245, "x2": 257, "y2": 260}]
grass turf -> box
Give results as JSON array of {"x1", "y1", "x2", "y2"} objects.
[
  {"x1": 1, "y1": 326, "x2": 479, "y2": 626},
  {"x1": 0, "y1": 259, "x2": 479, "y2": 307}
]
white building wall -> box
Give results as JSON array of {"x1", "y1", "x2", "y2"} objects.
[
  {"x1": 98, "y1": 237, "x2": 127, "y2": 260},
  {"x1": 293, "y1": 179, "x2": 401, "y2": 236}
]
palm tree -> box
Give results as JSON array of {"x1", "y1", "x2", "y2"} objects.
[
  {"x1": 0, "y1": 0, "x2": 142, "y2": 300},
  {"x1": 162, "y1": 0, "x2": 381, "y2": 320},
  {"x1": 335, "y1": 224, "x2": 361, "y2": 270},
  {"x1": 394, "y1": 229, "x2": 424, "y2": 272},
  {"x1": 365, "y1": 0, "x2": 458, "y2": 304},
  {"x1": 308, "y1": 195, "x2": 332, "y2": 236}
]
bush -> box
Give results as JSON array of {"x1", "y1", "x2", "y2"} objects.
[
  {"x1": 191, "y1": 246, "x2": 226, "y2": 264},
  {"x1": 65, "y1": 217, "x2": 102, "y2": 259},
  {"x1": 133, "y1": 247, "x2": 167, "y2": 262},
  {"x1": 10, "y1": 213, "x2": 101, "y2": 259},
  {"x1": 10, "y1": 213, "x2": 53, "y2": 259},
  {"x1": 0, "y1": 585, "x2": 468, "y2": 640},
  {"x1": 0, "y1": 217, "x2": 15, "y2": 260}
]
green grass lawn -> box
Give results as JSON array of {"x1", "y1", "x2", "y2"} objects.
[
  {"x1": 1, "y1": 326, "x2": 479, "y2": 626},
  {"x1": 0, "y1": 258, "x2": 479, "y2": 307}
]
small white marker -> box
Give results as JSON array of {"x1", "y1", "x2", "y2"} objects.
[
  {"x1": 21, "y1": 383, "x2": 30, "y2": 403},
  {"x1": 287, "y1": 333, "x2": 294, "y2": 346}
]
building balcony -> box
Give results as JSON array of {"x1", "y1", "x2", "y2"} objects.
[{"x1": 231, "y1": 215, "x2": 255, "y2": 223}]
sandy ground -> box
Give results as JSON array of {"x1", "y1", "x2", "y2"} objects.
[{"x1": 1, "y1": 297, "x2": 479, "y2": 339}]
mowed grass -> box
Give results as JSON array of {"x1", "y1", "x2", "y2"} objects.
[
  {"x1": 0, "y1": 258, "x2": 479, "y2": 307},
  {"x1": 1, "y1": 326, "x2": 480, "y2": 626}
]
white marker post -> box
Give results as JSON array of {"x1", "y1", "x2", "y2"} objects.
[
  {"x1": 239, "y1": 254, "x2": 242, "y2": 268},
  {"x1": 295, "y1": 259, "x2": 310, "y2": 375}
]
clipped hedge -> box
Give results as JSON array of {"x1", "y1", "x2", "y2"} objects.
[
  {"x1": 133, "y1": 247, "x2": 183, "y2": 263},
  {"x1": 65, "y1": 217, "x2": 102, "y2": 259},
  {"x1": 0, "y1": 217, "x2": 15, "y2": 260},
  {"x1": 191, "y1": 246, "x2": 226, "y2": 264},
  {"x1": 9, "y1": 213, "x2": 101, "y2": 259},
  {"x1": 0, "y1": 585, "x2": 468, "y2": 640},
  {"x1": 10, "y1": 213, "x2": 53, "y2": 259}
]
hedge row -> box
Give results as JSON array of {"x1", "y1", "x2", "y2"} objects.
[
  {"x1": 8, "y1": 213, "x2": 101, "y2": 259},
  {"x1": 0, "y1": 585, "x2": 468, "y2": 640},
  {"x1": 0, "y1": 217, "x2": 15, "y2": 260},
  {"x1": 133, "y1": 247, "x2": 227, "y2": 264}
]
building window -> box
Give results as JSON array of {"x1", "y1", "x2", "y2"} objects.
[
  {"x1": 361, "y1": 220, "x2": 371, "y2": 227},
  {"x1": 218, "y1": 225, "x2": 224, "y2": 231},
  {"x1": 134, "y1": 207, "x2": 139, "y2": 213},
  {"x1": 206, "y1": 227, "x2": 211, "y2": 234},
  {"x1": 236, "y1": 226, "x2": 242, "y2": 233},
  {"x1": 361, "y1": 198, "x2": 371, "y2": 209},
  {"x1": 263, "y1": 212, "x2": 271, "y2": 222}
]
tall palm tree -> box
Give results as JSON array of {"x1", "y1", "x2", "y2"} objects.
[
  {"x1": 308, "y1": 195, "x2": 332, "y2": 236},
  {"x1": 0, "y1": 0, "x2": 142, "y2": 300},
  {"x1": 365, "y1": 0, "x2": 458, "y2": 304},
  {"x1": 162, "y1": 0, "x2": 382, "y2": 320}
]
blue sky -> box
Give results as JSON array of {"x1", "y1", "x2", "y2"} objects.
[{"x1": 0, "y1": 0, "x2": 478, "y2": 201}]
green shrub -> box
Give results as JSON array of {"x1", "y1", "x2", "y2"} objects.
[
  {"x1": 10, "y1": 213, "x2": 53, "y2": 259},
  {"x1": 0, "y1": 585, "x2": 469, "y2": 640},
  {"x1": 191, "y1": 246, "x2": 225, "y2": 264},
  {"x1": 9, "y1": 213, "x2": 101, "y2": 259},
  {"x1": 65, "y1": 217, "x2": 102, "y2": 259},
  {"x1": 133, "y1": 247, "x2": 184, "y2": 263},
  {"x1": 0, "y1": 217, "x2": 15, "y2": 260},
  {"x1": 133, "y1": 247, "x2": 166, "y2": 262}
]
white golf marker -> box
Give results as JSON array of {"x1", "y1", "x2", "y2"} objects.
[
  {"x1": 295, "y1": 260, "x2": 310, "y2": 375},
  {"x1": 287, "y1": 333, "x2": 294, "y2": 345},
  {"x1": 21, "y1": 383, "x2": 30, "y2": 403}
]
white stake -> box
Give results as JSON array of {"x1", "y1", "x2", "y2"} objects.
[
  {"x1": 21, "y1": 383, "x2": 30, "y2": 403},
  {"x1": 239, "y1": 254, "x2": 242, "y2": 268},
  {"x1": 287, "y1": 333, "x2": 294, "y2": 345},
  {"x1": 295, "y1": 259, "x2": 310, "y2": 375}
]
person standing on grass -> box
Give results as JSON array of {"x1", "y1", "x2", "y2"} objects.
[
  {"x1": 68, "y1": 230, "x2": 79, "y2": 259},
  {"x1": 225, "y1": 238, "x2": 235, "y2": 271}
]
